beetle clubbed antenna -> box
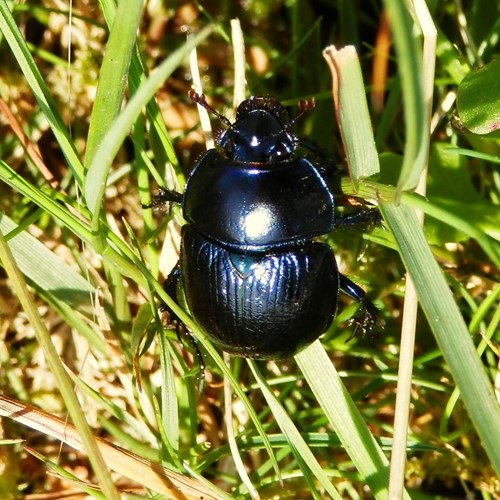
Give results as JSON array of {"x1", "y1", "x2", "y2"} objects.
[
  {"x1": 189, "y1": 90, "x2": 232, "y2": 128},
  {"x1": 286, "y1": 97, "x2": 316, "y2": 130}
]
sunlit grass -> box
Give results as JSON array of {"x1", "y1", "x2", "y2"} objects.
[{"x1": 0, "y1": 0, "x2": 499, "y2": 498}]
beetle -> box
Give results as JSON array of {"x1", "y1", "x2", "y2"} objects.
[{"x1": 151, "y1": 90, "x2": 380, "y2": 360}]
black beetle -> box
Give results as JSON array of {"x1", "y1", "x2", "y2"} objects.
[{"x1": 152, "y1": 91, "x2": 380, "y2": 360}]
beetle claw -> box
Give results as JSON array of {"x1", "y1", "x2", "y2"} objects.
[{"x1": 347, "y1": 303, "x2": 383, "y2": 341}]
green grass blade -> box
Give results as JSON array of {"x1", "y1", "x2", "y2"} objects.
[
  {"x1": 157, "y1": 325, "x2": 181, "y2": 463},
  {"x1": 295, "y1": 343, "x2": 408, "y2": 500},
  {"x1": 84, "y1": 26, "x2": 212, "y2": 236},
  {"x1": 84, "y1": 0, "x2": 144, "y2": 167},
  {"x1": 401, "y1": 191, "x2": 500, "y2": 267},
  {"x1": 0, "y1": 160, "x2": 147, "y2": 287},
  {"x1": 169, "y1": 319, "x2": 282, "y2": 482},
  {"x1": 24, "y1": 448, "x2": 106, "y2": 499},
  {"x1": 98, "y1": 0, "x2": 182, "y2": 177},
  {"x1": 0, "y1": 214, "x2": 95, "y2": 315},
  {"x1": 346, "y1": 176, "x2": 500, "y2": 269},
  {"x1": 323, "y1": 45, "x2": 380, "y2": 187},
  {"x1": 383, "y1": 0, "x2": 428, "y2": 193},
  {"x1": 381, "y1": 203, "x2": 500, "y2": 476},
  {"x1": 249, "y1": 360, "x2": 343, "y2": 499},
  {"x1": 0, "y1": 231, "x2": 120, "y2": 499}
]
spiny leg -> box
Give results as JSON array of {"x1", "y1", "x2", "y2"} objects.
[
  {"x1": 336, "y1": 208, "x2": 382, "y2": 228},
  {"x1": 142, "y1": 187, "x2": 183, "y2": 211},
  {"x1": 339, "y1": 274, "x2": 379, "y2": 338},
  {"x1": 161, "y1": 262, "x2": 205, "y2": 389}
]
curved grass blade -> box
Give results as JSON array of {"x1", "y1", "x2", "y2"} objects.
[
  {"x1": 383, "y1": 0, "x2": 428, "y2": 194},
  {"x1": 84, "y1": 27, "x2": 212, "y2": 248}
]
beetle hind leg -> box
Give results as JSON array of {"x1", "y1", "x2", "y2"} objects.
[
  {"x1": 160, "y1": 262, "x2": 182, "y2": 319},
  {"x1": 339, "y1": 274, "x2": 380, "y2": 338},
  {"x1": 177, "y1": 321, "x2": 206, "y2": 390},
  {"x1": 161, "y1": 262, "x2": 206, "y2": 388}
]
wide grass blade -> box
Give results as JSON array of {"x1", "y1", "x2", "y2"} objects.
[
  {"x1": 0, "y1": 214, "x2": 95, "y2": 315},
  {"x1": 381, "y1": 203, "x2": 500, "y2": 476},
  {"x1": 295, "y1": 343, "x2": 408, "y2": 500},
  {"x1": 323, "y1": 45, "x2": 380, "y2": 186},
  {"x1": 0, "y1": 231, "x2": 120, "y2": 499}
]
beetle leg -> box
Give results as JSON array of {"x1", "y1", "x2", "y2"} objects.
[
  {"x1": 143, "y1": 187, "x2": 183, "y2": 212},
  {"x1": 178, "y1": 322, "x2": 206, "y2": 391},
  {"x1": 161, "y1": 261, "x2": 182, "y2": 320},
  {"x1": 339, "y1": 274, "x2": 379, "y2": 337},
  {"x1": 336, "y1": 208, "x2": 382, "y2": 228},
  {"x1": 161, "y1": 262, "x2": 206, "y2": 389}
]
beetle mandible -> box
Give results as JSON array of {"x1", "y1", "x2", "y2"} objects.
[{"x1": 152, "y1": 90, "x2": 380, "y2": 360}]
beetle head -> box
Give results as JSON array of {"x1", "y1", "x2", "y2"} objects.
[
  {"x1": 189, "y1": 91, "x2": 315, "y2": 164},
  {"x1": 219, "y1": 97, "x2": 295, "y2": 163}
]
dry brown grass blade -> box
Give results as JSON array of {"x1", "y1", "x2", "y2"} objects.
[
  {"x1": 0, "y1": 394, "x2": 219, "y2": 499},
  {"x1": 0, "y1": 97, "x2": 60, "y2": 189}
]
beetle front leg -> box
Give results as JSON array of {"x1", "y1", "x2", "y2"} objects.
[
  {"x1": 339, "y1": 274, "x2": 379, "y2": 337},
  {"x1": 143, "y1": 186, "x2": 183, "y2": 212}
]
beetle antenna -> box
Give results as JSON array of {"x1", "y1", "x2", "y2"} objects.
[
  {"x1": 287, "y1": 97, "x2": 316, "y2": 130},
  {"x1": 189, "y1": 90, "x2": 232, "y2": 127}
]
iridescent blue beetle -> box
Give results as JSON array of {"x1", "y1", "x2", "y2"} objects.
[{"x1": 152, "y1": 91, "x2": 379, "y2": 359}]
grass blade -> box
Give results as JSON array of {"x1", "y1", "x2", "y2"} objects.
[
  {"x1": 84, "y1": 0, "x2": 144, "y2": 167},
  {"x1": 0, "y1": 214, "x2": 95, "y2": 315},
  {"x1": 0, "y1": 0, "x2": 84, "y2": 185},
  {"x1": 295, "y1": 343, "x2": 408, "y2": 499},
  {"x1": 383, "y1": 0, "x2": 428, "y2": 193},
  {"x1": 323, "y1": 45, "x2": 380, "y2": 187},
  {"x1": 381, "y1": 202, "x2": 500, "y2": 476},
  {"x1": 84, "y1": 27, "x2": 212, "y2": 240},
  {"x1": 249, "y1": 359, "x2": 343, "y2": 499},
  {"x1": 0, "y1": 231, "x2": 120, "y2": 499}
]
